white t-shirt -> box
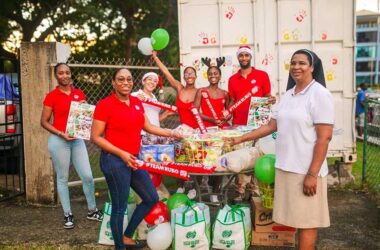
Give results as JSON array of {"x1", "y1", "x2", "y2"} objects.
[
  {"x1": 131, "y1": 89, "x2": 161, "y2": 127},
  {"x1": 272, "y1": 80, "x2": 334, "y2": 177}
]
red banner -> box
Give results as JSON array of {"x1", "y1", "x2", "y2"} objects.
[
  {"x1": 135, "y1": 160, "x2": 190, "y2": 180},
  {"x1": 191, "y1": 107, "x2": 208, "y2": 134},
  {"x1": 162, "y1": 162, "x2": 216, "y2": 174},
  {"x1": 142, "y1": 98, "x2": 178, "y2": 112},
  {"x1": 222, "y1": 86, "x2": 258, "y2": 118}
]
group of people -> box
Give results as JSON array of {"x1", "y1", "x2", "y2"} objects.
[{"x1": 41, "y1": 45, "x2": 334, "y2": 250}]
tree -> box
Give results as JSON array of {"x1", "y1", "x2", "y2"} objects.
[{"x1": 0, "y1": 0, "x2": 179, "y2": 64}]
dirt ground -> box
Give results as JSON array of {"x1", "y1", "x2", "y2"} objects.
[{"x1": 0, "y1": 188, "x2": 379, "y2": 250}]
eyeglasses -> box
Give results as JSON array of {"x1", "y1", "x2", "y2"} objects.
[
  {"x1": 184, "y1": 72, "x2": 196, "y2": 77},
  {"x1": 115, "y1": 77, "x2": 133, "y2": 83}
]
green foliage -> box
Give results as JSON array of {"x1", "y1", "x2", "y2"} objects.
[{"x1": 0, "y1": 0, "x2": 180, "y2": 65}]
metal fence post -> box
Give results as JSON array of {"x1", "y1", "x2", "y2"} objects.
[{"x1": 362, "y1": 99, "x2": 368, "y2": 185}]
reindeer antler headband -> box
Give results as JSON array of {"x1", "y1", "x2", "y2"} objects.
[{"x1": 201, "y1": 56, "x2": 226, "y2": 69}]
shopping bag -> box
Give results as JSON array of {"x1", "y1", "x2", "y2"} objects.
[
  {"x1": 171, "y1": 201, "x2": 211, "y2": 250},
  {"x1": 97, "y1": 202, "x2": 129, "y2": 245},
  {"x1": 212, "y1": 204, "x2": 252, "y2": 250}
]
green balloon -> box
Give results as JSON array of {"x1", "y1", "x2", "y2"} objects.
[
  {"x1": 151, "y1": 28, "x2": 170, "y2": 50},
  {"x1": 255, "y1": 154, "x2": 276, "y2": 184},
  {"x1": 167, "y1": 193, "x2": 189, "y2": 211}
]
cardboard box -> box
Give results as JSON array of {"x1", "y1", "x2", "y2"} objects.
[
  {"x1": 251, "y1": 197, "x2": 296, "y2": 233},
  {"x1": 251, "y1": 231, "x2": 296, "y2": 247}
]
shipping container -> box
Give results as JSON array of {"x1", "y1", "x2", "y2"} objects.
[{"x1": 177, "y1": 0, "x2": 356, "y2": 163}]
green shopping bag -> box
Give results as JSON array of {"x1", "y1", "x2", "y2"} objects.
[
  {"x1": 97, "y1": 202, "x2": 129, "y2": 245},
  {"x1": 171, "y1": 201, "x2": 211, "y2": 250},
  {"x1": 212, "y1": 204, "x2": 252, "y2": 250}
]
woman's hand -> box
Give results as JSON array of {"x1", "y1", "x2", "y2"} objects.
[
  {"x1": 303, "y1": 174, "x2": 317, "y2": 196},
  {"x1": 152, "y1": 50, "x2": 158, "y2": 59},
  {"x1": 267, "y1": 95, "x2": 276, "y2": 105},
  {"x1": 120, "y1": 151, "x2": 138, "y2": 170},
  {"x1": 223, "y1": 136, "x2": 240, "y2": 147},
  {"x1": 172, "y1": 130, "x2": 184, "y2": 140},
  {"x1": 60, "y1": 132, "x2": 76, "y2": 141}
]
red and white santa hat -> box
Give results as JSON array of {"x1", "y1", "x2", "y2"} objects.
[
  {"x1": 236, "y1": 45, "x2": 253, "y2": 56},
  {"x1": 142, "y1": 72, "x2": 159, "y2": 82}
]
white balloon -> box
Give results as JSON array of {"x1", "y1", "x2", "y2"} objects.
[
  {"x1": 257, "y1": 133, "x2": 276, "y2": 155},
  {"x1": 147, "y1": 222, "x2": 172, "y2": 250},
  {"x1": 138, "y1": 37, "x2": 153, "y2": 56}
]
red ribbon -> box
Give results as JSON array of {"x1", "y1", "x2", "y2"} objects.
[
  {"x1": 201, "y1": 90, "x2": 220, "y2": 121},
  {"x1": 191, "y1": 107, "x2": 208, "y2": 134},
  {"x1": 223, "y1": 86, "x2": 258, "y2": 118},
  {"x1": 201, "y1": 90, "x2": 226, "y2": 128},
  {"x1": 142, "y1": 98, "x2": 178, "y2": 112},
  {"x1": 135, "y1": 160, "x2": 190, "y2": 180},
  {"x1": 162, "y1": 162, "x2": 216, "y2": 174}
]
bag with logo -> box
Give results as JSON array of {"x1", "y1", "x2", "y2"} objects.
[
  {"x1": 98, "y1": 202, "x2": 129, "y2": 245},
  {"x1": 212, "y1": 204, "x2": 252, "y2": 250},
  {"x1": 171, "y1": 202, "x2": 211, "y2": 250}
]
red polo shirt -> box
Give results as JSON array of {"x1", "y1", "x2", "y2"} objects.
[
  {"x1": 228, "y1": 67, "x2": 271, "y2": 125},
  {"x1": 43, "y1": 86, "x2": 86, "y2": 131},
  {"x1": 93, "y1": 93, "x2": 145, "y2": 155}
]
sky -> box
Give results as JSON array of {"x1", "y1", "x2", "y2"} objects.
[{"x1": 357, "y1": 0, "x2": 379, "y2": 12}]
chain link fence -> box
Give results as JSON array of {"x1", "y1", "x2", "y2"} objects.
[
  {"x1": 362, "y1": 98, "x2": 380, "y2": 193},
  {"x1": 63, "y1": 57, "x2": 181, "y2": 194}
]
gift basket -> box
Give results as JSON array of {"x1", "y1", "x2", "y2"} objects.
[
  {"x1": 255, "y1": 154, "x2": 276, "y2": 209},
  {"x1": 258, "y1": 183, "x2": 274, "y2": 209},
  {"x1": 183, "y1": 136, "x2": 224, "y2": 166}
]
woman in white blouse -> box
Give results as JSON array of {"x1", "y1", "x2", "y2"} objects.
[
  {"x1": 226, "y1": 49, "x2": 334, "y2": 250},
  {"x1": 131, "y1": 72, "x2": 173, "y2": 127}
]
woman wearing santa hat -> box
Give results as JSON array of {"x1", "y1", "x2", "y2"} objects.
[{"x1": 132, "y1": 72, "x2": 173, "y2": 128}]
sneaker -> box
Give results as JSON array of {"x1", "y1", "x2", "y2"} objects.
[
  {"x1": 125, "y1": 239, "x2": 147, "y2": 249},
  {"x1": 187, "y1": 188, "x2": 197, "y2": 199},
  {"x1": 64, "y1": 213, "x2": 74, "y2": 229},
  {"x1": 210, "y1": 194, "x2": 219, "y2": 203},
  {"x1": 87, "y1": 208, "x2": 103, "y2": 221}
]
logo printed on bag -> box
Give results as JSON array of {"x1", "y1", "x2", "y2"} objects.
[
  {"x1": 184, "y1": 240, "x2": 200, "y2": 248},
  {"x1": 222, "y1": 230, "x2": 232, "y2": 238},
  {"x1": 272, "y1": 132, "x2": 277, "y2": 140},
  {"x1": 186, "y1": 231, "x2": 197, "y2": 239},
  {"x1": 106, "y1": 221, "x2": 111, "y2": 229},
  {"x1": 220, "y1": 239, "x2": 236, "y2": 248}
]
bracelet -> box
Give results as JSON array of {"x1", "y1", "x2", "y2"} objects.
[{"x1": 307, "y1": 172, "x2": 318, "y2": 178}]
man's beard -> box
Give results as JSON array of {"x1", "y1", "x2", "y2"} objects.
[{"x1": 239, "y1": 62, "x2": 251, "y2": 69}]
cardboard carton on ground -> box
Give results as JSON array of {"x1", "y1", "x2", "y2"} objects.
[
  {"x1": 251, "y1": 197, "x2": 296, "y2": 233},
  {"x1": 251, "y1": 231, "x2": 296, "y2": 247}
]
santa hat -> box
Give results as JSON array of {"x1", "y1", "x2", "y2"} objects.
[
  {"x1": 158, "y1": 74, "x2": 164, "y2": 94},
  {"x1": 142, "y1": 72, "x2": 158, "y2": 82},
  {"x1": 236, "y1": 45, "x2": 253, "y2": 56}
]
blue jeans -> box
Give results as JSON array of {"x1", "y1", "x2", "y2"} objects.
[
  {"x1": 48, "y1": 134, "x2": 96, "y2": 214},
  {"x1": 100, "y1": 152, "x2": 158, "y2": 250}
]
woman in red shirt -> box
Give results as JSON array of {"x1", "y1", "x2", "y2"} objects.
[
  {"x1": 152, "y1": 50, "x2": 198, "y2": 129},
  {"x1": 193, "y1": 67, "x2": 231, "y2": 128},
  {"x1": 40, "y1": 63, "x2": 103, "y2": 229},
  {"x1": 91, "y1": 68, "x2": 182, "y2": 250},
  {"x1": 193, "y1": 63, "x2": 231, "y2": 203}
]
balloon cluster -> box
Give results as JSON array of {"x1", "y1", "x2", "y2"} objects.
[
  {"x1": 138, "y1": 28, "x2": 170, "y2": 55},
  {"x1": 254, "y1": 154, "x2": 276, "y2": 184}
]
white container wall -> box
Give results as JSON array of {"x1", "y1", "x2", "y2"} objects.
[{"x1": 177, "y1": 0, "x2": 356, "y2": 161}]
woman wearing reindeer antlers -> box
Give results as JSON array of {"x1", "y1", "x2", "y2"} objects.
[{"x1": 193, "y1": 56, "x2": 232, "y2": 203}]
